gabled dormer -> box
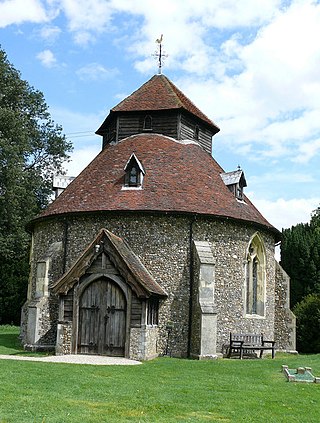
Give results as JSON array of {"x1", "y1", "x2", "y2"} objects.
[
  {"x1": 96, "y1": 74, "x2": 220, "y2": 155},
  {"x1": 220, "y1": 168, "x2": 247, "y2": 201},
  {"x1": 123, "y1": 153, "x2": 145, "y2": 189}
]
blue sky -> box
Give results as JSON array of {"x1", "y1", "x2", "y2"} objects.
[{"x1": 1, "y1": 0, "x2": 320, "y2": 231}]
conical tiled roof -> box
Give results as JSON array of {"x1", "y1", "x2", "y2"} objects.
[
  {"x1": 36, "y1": 134, "x2": 278, "y2": 237},
  {"x1": 96, "y1": 74, "x2": 219, "y2": 135}
]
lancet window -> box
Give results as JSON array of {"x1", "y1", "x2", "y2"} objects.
[
  {"x1": 143, "y1": 115, "x2": 152, "y2": 131},
  {"x1": 245, "y1": 234, "x2": 266, "y2": 316}
]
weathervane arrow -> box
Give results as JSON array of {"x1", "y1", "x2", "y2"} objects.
[{"x1": 153, "y1": 34, "x2": 168, "y2": 74}]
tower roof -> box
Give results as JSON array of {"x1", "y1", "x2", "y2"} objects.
[
  {"x1": 96, "y1": 74, "x2": 219, "y2": 135},
  {"x1": 35, "y1": 134, "x2": 278, "y2": 238}
]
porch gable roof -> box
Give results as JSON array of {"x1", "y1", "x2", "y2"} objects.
[{"x1": 51, "y1": 228, "x2": 167, "y2": 298}]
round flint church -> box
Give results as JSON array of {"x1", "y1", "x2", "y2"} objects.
[{"x1": 21, "y1": 74, "x2": 296, "y2": 360}]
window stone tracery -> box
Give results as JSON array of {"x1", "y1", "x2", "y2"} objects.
[{"x1": 245, "y1": 234, "x2": 266, "y2": 316}]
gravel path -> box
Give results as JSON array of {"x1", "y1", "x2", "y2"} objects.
[{"x1": 0, "y1": 354, "x2": 141, "y2": 366}]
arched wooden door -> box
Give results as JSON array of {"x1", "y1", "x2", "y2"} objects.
[{"x1": 78, "y1": 278, "x2": 126, "y2": 356}]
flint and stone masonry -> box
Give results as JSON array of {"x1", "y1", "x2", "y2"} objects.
[
  {"x1": 21, "y1": 213, "x2": 295, "y2": 359},
  {"x1": 21, "y1": 73, "x2": 296, "y2": 360}
]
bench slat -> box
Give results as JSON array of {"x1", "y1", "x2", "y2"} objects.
[{"x1": 228, "y1": 332, "x2": 275, "y2": 359}]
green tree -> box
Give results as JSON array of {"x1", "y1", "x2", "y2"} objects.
[
  {"x1": 281, "y1": 206, "x2": 320, "y2": 353},
  {"x1": 311, "y1": 206, "x2": 320, "y2": 231},
  {"x1": 281, "y1": 215, "x2": 320, "y2": 307},
  {"x1": 0, "y1": 47, "x2": 72, "y2": 324},
  {"x1": 293, "y1": 294, "x2": 320, "y2": 353}
]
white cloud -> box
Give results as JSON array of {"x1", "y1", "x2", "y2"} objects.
[
  {"x1": 237, "y1": 1, "x2": 320, "y2": 112},
  {"x1": 49, "y1": 106, "x2": 105, "y2": 175},
  {"x1": 51, "y1": 0, "x2": 320, "y2": 168},
  {"x1": 56, "y1": 0, "x2": 114, "y2": 45},
  {"x1": 293, "y1": 138, "x2": 320, "y2": 164},
  {"x1": 201, "y1": 0, "x2": 281, "y2": 28},
  {"x1": 76, "y1": 63, "x2": 119, "y2": 81},
  {"x1": 0, "y1": 0, "x2": 49, "y2": 27},
  {"x1": 250, "y1": 196, "x2": 320, "y2": 231},
  {"x1": 72, "y1": 31, "x2": 93, "y2": 46},
  {"x1": 109, "y1": 0, "x2": 281, "y2": 68},
  {"x1": 66, "y1": 145, "x2": 101, "y2": 176},
  {"x1": 3, "y1": 0, "x2": 320, "y2": 192},
  {"x1": 0, "y1": 0, "x2": 113, "y2": 44},
  {"x1": 50, "y1": 105, "x2": 105, "y2": 136},
  {"x1": 250, "y1": 170, "x2": 314, "y2": 186},
  {"x1": 39, "y1": 25, "x2": 61, "y2": 42},
  {"x1": 167, "y1": 1, "x2": 320, "y2": 163},
  {"x1": 36, "y1": 49, "x2": 57, "y2": 67}
]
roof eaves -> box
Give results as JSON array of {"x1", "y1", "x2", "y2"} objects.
[{"x1": 106, "y1": 230, "x2": 167, "y2": 297}]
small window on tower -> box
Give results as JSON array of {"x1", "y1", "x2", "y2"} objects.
[
  {"x1": 123, "y1": 153, "x2": 145, "y2": 189},
  {"x1": 143, "y1": 115, "x2": 152, "y2": 131}
]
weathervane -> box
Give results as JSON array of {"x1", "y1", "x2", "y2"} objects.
[{"x1": 153, "y1": 34, "x2": 168, "y2": 74}]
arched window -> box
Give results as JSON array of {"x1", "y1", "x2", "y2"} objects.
[
  {"x1": 245, "y1": 234, "x2": 266, "y2": 316},
  {"x1": 143, "y1": 115, "x2": 152, "y2": 131}
]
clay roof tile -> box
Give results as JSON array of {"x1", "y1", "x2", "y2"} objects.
[
  {"x1": 107, "y1": 74, "x2": 219, "y2": 130},
  {"x1": 36, "y1": 134, "x2": 278, "y2": 238}
]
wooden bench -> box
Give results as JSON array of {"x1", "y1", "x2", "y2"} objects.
[{"x1": 228, "y1": 333, "x2": 275, "y2": 359}]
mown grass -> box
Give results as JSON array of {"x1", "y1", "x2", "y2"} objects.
[
  {"x1": 0, "y1": 325, "x2": 22, "y2": 355},
  {"x1": 0, "y1": 326, "x2": 319, "y2": 422},
  {"x1": 0, "y1": 325, "x2": 49, "y2": 357}
]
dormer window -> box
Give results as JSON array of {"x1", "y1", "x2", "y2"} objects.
[
  {"x1": 220, "y1": 168, "x2": 247, "y2": 201},
  {"x1": 143, "y1": 115, "x2": 152, "y2": 131},
  {"x1": 124, "y1": 153, "x2": 145, "y2": 189}
]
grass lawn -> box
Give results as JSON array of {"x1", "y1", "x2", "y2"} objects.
[
  {"x1": 0, "y1": 325, "x2": 27, "y2": 355},
  {"x1": 0, "y1": 326, "x2": 319, "y2": 422},
  {"x1": 0, "y1": 325, "x2": 49, "y2": 357}
]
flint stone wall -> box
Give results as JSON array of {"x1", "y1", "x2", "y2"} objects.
[
  {"x1": 192, "y1": 218, "x2": 276, "y2": 351},
  {"x1": 56, "y1": 322, "x2": 72, "y2": 355},
  {"x1": 21, "y1": 211, "x2": 286, "y2": 357},
  {"x1": 129, "y1": 326, "x2": 159, "y2": 361},
  {"x1": 22, "y1": 213, "x2": 190, "y2": 357},
  {"x1": 274, "y1": 262, "x2": 296, "y2": 351}
]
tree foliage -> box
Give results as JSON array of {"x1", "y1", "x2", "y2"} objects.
[
  {"x1": 280, "y1": 210, "x2": 320, "y2": 307},
  {"x1": 293, "y1": 294, "x2": 320, "y2": 353},
  {"x1": 0, "y1": 47, "x2": 72, "y2": 324},
  {"x1": 281, "y1": 205, "x2": 320, "y2": 353}
]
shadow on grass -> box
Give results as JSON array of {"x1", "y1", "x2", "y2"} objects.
[
  {"x1": 0, "y1": 327, "x2": 50, "y2": 356},
  {"x1": 0, "y1": 331, "x2": 25, "y2": 355}
]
